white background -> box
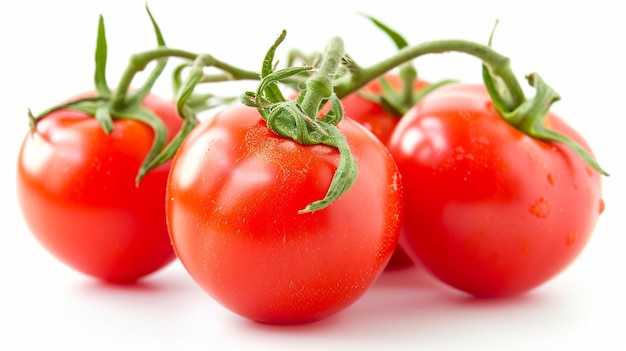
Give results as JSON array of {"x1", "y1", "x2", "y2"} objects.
[{"x1": 2, "y1": 1, "x2": 625, "y2": 350}]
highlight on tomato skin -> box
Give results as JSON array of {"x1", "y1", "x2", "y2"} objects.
[
  {"x1": 165, "y1": 103, "x2": 403, "y2": 324},
  {"x1": 387, "y1": 83, "x2": 604, "y2": 298},
  {"x1": 16, "y1": 93, "x2": 183, "y2": 284}
]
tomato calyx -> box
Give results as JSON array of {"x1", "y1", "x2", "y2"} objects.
[
  {"x1": 485, "y1": 71, "x2": 609, "y2": 176},
  {"x1": 27, "y1": 5, "x2": 263, "y2": 184},
  {"x1": 241, "y1": 31, "x2": 358, "y2": 214},
  {"x1": 481, "y1": 23, "x2": 609, "y2": 176},
  {"x1": 28, "y1": 7, "x2": 173, "y2": 185}
]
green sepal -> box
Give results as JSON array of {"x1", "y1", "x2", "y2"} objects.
[
  {"x1": 27, "y1": 6, "x2": 173, "y2": 185},
  {"x1": 27, "y1": 93, "x2": 170, "y2": 183},
  {"x1": 482, "y1": 21, "x2": 607, "y2": 176},
  {"x1": 257, "y1": 95, "x2": 357, "y2": 214},
  {"x1": 320, "y1": 93, "x2": 343, "y2": 125},
  {"x1": 172, "y1": 62, "x2": 239, "y2": 114},
  {"x1": 141, "y1": 108, "x2": 197, "y2": 177},
  {"x1": 260, "y1": 30, "x2": 289, "y2": 104},
  {"x1": 110, "y1": 105, "x2": 169, "y2": 184},
  {"x1": 298, "y1": 96, "x2": 357, "y2": 213},
  {"x1": 503, "y1": 73, "x2": 609, "y2": 176},
  {"x1": 138, "y1": 53, "x2": 208, "y2": 177},
  {"x1": 243, "y1": 34, "x2": 358, "y2": 213},
  {"x1": 95, "y1": 106, "x2": 114, "y2": 134},
  {"x1": 126, "y1": 4, "x2": 168, "y2": 106},
  {"x1": 28, "y1": 96, "x2": 111, "y2": 133},
  {"x1": 361, "y1": 13, "x2": 419, "y2": 109},
  {"x1": 94, "y1": 15, "x2": 110, "y2": 97},
  {"x1": 357, "y1": 13, "x2": 454, "y2": 116}
]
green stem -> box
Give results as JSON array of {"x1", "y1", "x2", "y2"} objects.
[
  {"x1": 334, "y1": 38, "x2": 525, "y2": 107},
  {"x1": 110, "y1": 48, "x2": 259, "y2": 109},
  {"x1": 299, "y1": 37, "x2": 344, "y2": 118},
  {"x1": 334, "y1": 37, "x2": 607, "y2": 176},
  {"x1": 242, "y1": 35, "x2": 358, "y2": 213}
]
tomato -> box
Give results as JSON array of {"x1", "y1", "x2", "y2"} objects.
[
  {"x1": 341, "y1": 74, "x2": 429, "y2": 269},
  {"x1": 166, "y1": 103, "x2": 402, "y2": 324},
  {"x1": 16, "y1": 93, "x2": 182, "y2": 283},
  {"x1": 387, "y1": 83, "x2": 604, "y2": 297}
]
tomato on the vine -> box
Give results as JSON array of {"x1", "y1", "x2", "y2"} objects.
[
  {"x1": 17, "y1": 93, "x2": 182, "y2": 283},
  {"x1": 387, "y1": 83, "x2": 604, "y2": 297},
  {"x1": 166, "y1": 103, "x2": 402, "y2": 324}
]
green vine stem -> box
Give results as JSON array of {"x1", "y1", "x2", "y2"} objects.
[
  {"x1": 334, "y1": 39, "x2": 525, "y2": 104},
  {"x1": 109, "y1": 49, "x2": 259, "y2": 110},
  {"x1": 109, "y1": 48, "x2": 260, "y2": 182},
  {"x1": 331, "y1": 37, "x2": 607, "y2": 176},
  {"x1": 352, "y1": 14, "x2": 457, "y2": 117},
  {"x1": 30, "y1": 6, "x2": 607, "y2": 185},
  {"x1": 240, "y1": 32, "x2": 358, "y2": 213},
  {"x1": 28, "y1": 5, "x2": 262, "y2": 185},
  {"x1": 359, "y1": 13, "x2": 420, "y2": 115}
]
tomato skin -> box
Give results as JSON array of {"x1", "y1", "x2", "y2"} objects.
[
  {"x1": 341, "y1": 74, "x2": 428, "y2": 269},
  {"x1": 387, "y1": 83, "x2": 604, "y2": 297},
  {"x1": 16, "y1": 93, "x2": 182, "y2": 283},
  {"x1": 166, "y1": 103, "x2": 402, "y2": 324}
]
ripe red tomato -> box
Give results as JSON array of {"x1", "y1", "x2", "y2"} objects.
[
  {"x1": 341, "y1": 74, "x2": 429, "y2": 269},
  {"x1": 387, "y1": 83, "x2": 604, "y2": 297},
  {"x1": 166, "y1": 103, "x2": 402, "y2": 324},
  {"x1": 17, "y1": 93, "x2": 182, "y2": 283}
]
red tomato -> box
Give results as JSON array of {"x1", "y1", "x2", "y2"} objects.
[
  {"x1": 17, "y1": 93, "x2": 182, "y2": 283},
  {"x1": 341, "y1": 74, "x2": 429, "y2": 269},
  {"x1": 387, "y1": 83, "x2": 604, "y2": 297},
  {"x1": 166, "y1": 103, "x2": 402, "y2": 324}
]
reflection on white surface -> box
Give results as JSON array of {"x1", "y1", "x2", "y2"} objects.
[{"x1": 1, "y1": 257, "x2": 613, "y2": 351}]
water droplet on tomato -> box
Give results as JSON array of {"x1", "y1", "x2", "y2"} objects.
[
  {"x1": 599, "y1": 199, "x2": 605, "y2": 214},
  {"x1": 529, "y1": 197, "x2": 550, "y2": 218},
  {"x1": 454, "y1": 146, "x2": 465, "y2": 160},
  {"x1": 391, "y1": 172, "x2": 400, "y2": 192},
  {"x1": 566, "y1": 232, "x2": 576, "y2": 246},
  {"x1": 547, "y1": 173, "x2": 555, "y2": 186}
]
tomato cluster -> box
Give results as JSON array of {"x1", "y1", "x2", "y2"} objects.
[
  {"x1": 17, "y1": 93, "x2": 182, "y2": 283},
  {"x1": 15, "y1": 9, "x2": 606, "y2": 325}
]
